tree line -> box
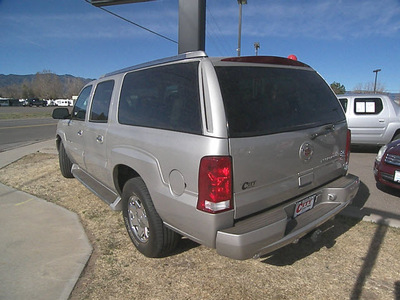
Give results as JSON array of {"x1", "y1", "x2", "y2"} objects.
[
  {"x1": 0, "y1": 70, "x2": 91, "y2": 100},
  {"x1": 330, "y1": 81, "x2": 387, "y2": 95}
]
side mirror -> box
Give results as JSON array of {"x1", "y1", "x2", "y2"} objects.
[{"x1": 52, "y1": 107, "x2": 71, "y2": 119}]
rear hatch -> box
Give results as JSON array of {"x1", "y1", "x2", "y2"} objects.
[{"x1": 213, "y1": 57, "x2": 348, "y2": 219}]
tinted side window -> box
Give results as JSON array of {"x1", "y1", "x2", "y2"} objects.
[
  {"x1": 215, "y1": 66, "x2": 346, "y2": 138},
  {"x1": 90, "y1": 80, "x2": 115, "y2": 122},
  {"x1": 338, "y1": 98, "x2": 348, "y2": 112},
  {"x1": 118, "y1": 62, "x2": 201, "y2": 134},
  {"x1": 72, "y1": 85, "x2": 92, "y2": 120},
  {"x1": 354, "y1": 98, "x2": 383, "y2": 115}
]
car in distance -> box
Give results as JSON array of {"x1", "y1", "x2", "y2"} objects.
[
  {"x1": 337, "y1": 94, "x2": 400, "y2": 146},
  {"x1": 52, "y1": 51, "x2": 359, "y2": 260},
  {"x1": 23, "y1": 98, "x2": 47, "y2": 107},
  {"x1": 374, "y1": 139, "x2": 400, "y2": 190}
]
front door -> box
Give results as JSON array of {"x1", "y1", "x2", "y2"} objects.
[{"x1": 64, "y1": 85, "x2": 92, "y2": 167}]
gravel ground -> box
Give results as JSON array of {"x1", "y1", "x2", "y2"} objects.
[{"x1": 0, "y1": 152, "x2": 399, "y2": 300}]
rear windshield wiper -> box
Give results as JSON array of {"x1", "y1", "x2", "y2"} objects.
[{"x1": 310, "y1": 124, "x2": 335, "y2": 140}]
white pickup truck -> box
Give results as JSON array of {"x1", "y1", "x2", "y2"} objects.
[{"x1": 338, "y1": 94, "x2": 400, "y2": 145}]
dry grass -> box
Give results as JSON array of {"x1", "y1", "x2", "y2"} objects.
[{"x1": 0, "y1": 152, "x2": 399, "y2": 300}]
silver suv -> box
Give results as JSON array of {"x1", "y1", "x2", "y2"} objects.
[
  {"x1": 338, "y1": 94, "x2": 400, "y2": 145},
  {"x1": 53, "y1": 51, "x2": 359, "y2": 260}
]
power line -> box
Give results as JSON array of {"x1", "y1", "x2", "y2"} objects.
[
  {"x1": 206, "y1": 5, "x2": 231, "y2": 56},
  {"x1": 84, "y1": 0, "x2": 177, "y2": 44}
]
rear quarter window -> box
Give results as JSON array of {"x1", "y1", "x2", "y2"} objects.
[
  {"x1": 353, "y1": 98, "x2": 383, "y2": 115},
  {"x1": 215, "y1": 66, "x2": 346, "y2": 138},
  {"x1": 118, "y1": 62, "x2": 202, "y2": 134}
]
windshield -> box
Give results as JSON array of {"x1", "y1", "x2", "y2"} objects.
[{"x1": 215, "y1": 66, "x2": 346, "y2": 138}]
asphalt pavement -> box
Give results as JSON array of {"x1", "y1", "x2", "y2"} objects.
[
  {"x1": 0, "y1": 140, "x2": 399, "y2": 299},
  {"x1": 342, "y1": 149, "x2": 400, "y2": 228},
  {"x1": 0, "y1": 140, "x2": 92, "y2": 300}
]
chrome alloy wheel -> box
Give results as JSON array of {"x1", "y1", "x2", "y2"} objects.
[{"x1": 127, "y1": 195, "x2": 150, "y2": 243}]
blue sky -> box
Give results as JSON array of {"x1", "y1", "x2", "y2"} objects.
[{"x1": 1, "y1": 0, "x2": 400, "y2": 92}]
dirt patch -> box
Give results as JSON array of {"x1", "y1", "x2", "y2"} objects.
[{"x1": 1, "y1": 152, "x2": 399, "y2": 300}]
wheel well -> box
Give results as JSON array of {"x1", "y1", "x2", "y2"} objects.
[
  {"x1": 392, "y1": 129, "x2": 400, "y2": 141},
  {"x1": 114, "y1": 165, "x2": 140, "y2": 195},
  {"x1": 55, "y1": 135, "x2": 61, "y2": 152}
]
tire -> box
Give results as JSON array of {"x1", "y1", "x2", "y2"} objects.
[
  {"x1": 122, "y1": 177, "x2": 180, "y2": 258},
  {"x1": 59, "y1": 142, "x2": 74, "y2": 178}
]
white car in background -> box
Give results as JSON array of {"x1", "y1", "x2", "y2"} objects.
[
  {"x1": 54, "y1": 99, "x2": 73, "y2": 106},
  {"x1": 337, "y1": 94, "x2": 400, "y2": 145}
]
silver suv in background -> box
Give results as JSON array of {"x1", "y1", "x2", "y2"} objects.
[
  {"x1": 53, "y1": 51, "x2": 359, "y2": 260},
  {"x1": 338, "y1": 94, "x2": 400, "y2": 145}
]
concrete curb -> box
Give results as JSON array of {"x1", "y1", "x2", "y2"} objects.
[{"x1": 0, "y1": 140, "x2": 92, "y2": 300}]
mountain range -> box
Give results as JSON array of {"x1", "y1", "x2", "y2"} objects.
[{"x1": 0, "y1": 74, "x2": 93, "y2": 88}]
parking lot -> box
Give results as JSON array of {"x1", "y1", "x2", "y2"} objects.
[
  {"x1": 0, "y1": 145, "x2": 399, "y2": 299},
  {"x1": 346, "y1": 147, "x2": 400, "y2": 228}
]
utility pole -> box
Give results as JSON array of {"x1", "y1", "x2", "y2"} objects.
[
  {"x1": 373, "y1": 69, "x2": 381, "y2": 93},
  {"x1": 237, "y1": 0, "x2": 247, "y2": 56}
]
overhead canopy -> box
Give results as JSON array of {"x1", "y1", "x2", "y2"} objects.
[
  {"x1": 89, "y1": 0, "x2": 205, "y2": 54},
  {"x1": 90, "y1": 0, "x2": 155, "y2": 7}
]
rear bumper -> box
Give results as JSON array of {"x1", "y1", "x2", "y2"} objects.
[{"x1": 216, "y1": 174, "x2": 360, "y2": 260}]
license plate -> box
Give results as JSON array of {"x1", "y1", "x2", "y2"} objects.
[
  {"x1": 294, "y1": 195, "x2": 316, "y2": 218},
  {"x1": 394, "y1": 171, "x2": 400, "y2": 182}
]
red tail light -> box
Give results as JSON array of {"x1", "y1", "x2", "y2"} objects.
[{"x1": 197, "y1": 156, "x2": 233, "y2": 214}]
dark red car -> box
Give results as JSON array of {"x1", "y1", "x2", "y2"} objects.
[{"x1": 374, "y1": 139, "x2": 400, "y2": 189}]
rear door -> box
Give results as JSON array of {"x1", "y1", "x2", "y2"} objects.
[
  {"x1": 214, "y1": 64, "x2": 348, "y2": 219},
  {"x1": 229, "y1": 124, "x2": 348, "y2": 218},
  {"x1": 84, "y1": 79, "x2": 115, "y2": 188}
]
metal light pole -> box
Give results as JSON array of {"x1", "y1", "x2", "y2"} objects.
[
  {"x1": 373, "y1": 69, "x2": 381, "y2": 94},
  {"x1": 237, "y1": 0, "x2": 247, "y2": 56}
]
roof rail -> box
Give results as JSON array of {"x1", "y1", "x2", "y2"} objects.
[{"x1": 102, "y1": 51, "x2": 207, "y2": 78}]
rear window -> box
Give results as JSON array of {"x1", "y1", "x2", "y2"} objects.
[{"x1": 215, "y1": 66, "x2": 346, "y2": 138}]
